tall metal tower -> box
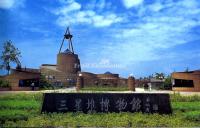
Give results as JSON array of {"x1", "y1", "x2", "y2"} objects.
[{"x1": 59, "y1": 27, "x2": 74, "y2": 54}]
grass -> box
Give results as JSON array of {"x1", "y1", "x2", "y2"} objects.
[
  {"x1": 172, "y1": 102, "x2": 200, "y2": 112},
  {"x1": 0, "y1": 93, "x2": 42, "y2": 101},
  {"x1": 0, "y1": 109, "x2": 29, "y2": 122},
  {"x1": 0, "y1": 92, "x2": 200, "y2": 127},
  {"x1": 184, "y1": 111, "x2": 200, "y2": 121},
  {"x1": 0, "y1": 100, "x2": 40, "y2": 109},
  {"x1": 170, "y1": 92, "x2": 200, "y2": 102}
]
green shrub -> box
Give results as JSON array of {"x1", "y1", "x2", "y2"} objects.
[
  {"x1": 0, "y1": 79, "x2": 10, "y2": 88},
  {"x1": 39, "y1": 75, "x2": 54, "y2": 90}
]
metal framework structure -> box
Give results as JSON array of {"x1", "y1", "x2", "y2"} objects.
[{"x1": 59, "y1": 27, "x2": 74, "y2": 54}]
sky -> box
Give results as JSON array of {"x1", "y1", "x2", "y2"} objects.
[{"x1": 0, "y1": 0, "x2": 200, "y2": 78}]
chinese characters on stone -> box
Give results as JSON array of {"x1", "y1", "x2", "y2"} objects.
[
  {"x1": 115, "y1": 98, "x2": 127, "y2": 111},
  {"x1": 144, "y1": 96, "x2": 159, "y2": 113},
  {"x1": 57, "y1": 97, "x2": 159, "y2": 113},
  {"x1": 57, "y1": 100, "x2": 68, "y2": 111},
  {"x1": 130, "y1": 98, "x2": 141, "y2": 111},
  {"x1": 86, "y1": 98, "x2": 95, "y2": 113},
  {"x1": 100, "y1": 98, "x2": 110, "y2": 112},
  {"x1": 74, "y1": 98, "x2": 82, "y2": 112}
]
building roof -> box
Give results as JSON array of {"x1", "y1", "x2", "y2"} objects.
[
  {"x1": 40, "y1": 65, "x2": 61, "y2": 72},
  {"x1": 63, "y1": 49, "x2": 73, "y2": 54},
  {"x1": 11, "y1": 68, "x2": 40, "y2": 74},
  {"x1": 41, "y1": 64, "x2": 56, "y2": 66},
  {"x1": 150, "y1": 78, "x2": 165, "y2": 82},
  {"x1": 193, "y1": 70, "x2": 200, "y2": 72},
  {"x1": 173, "y1": 70, "x2": 200, "y2": 74},
  {"x1": 104, "y1": 71, "x2": 112, "y2": 74}
]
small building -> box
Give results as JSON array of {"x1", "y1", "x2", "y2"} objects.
[
  {"x1": 2, "y1": 68, "x2": 40, "y2": 91},
  {"x1": 148, "y1": 78, "x2": 165, "y2": 90},
  {"x1": 171, "y1": 70, "x2": 200, "y2": 92}
]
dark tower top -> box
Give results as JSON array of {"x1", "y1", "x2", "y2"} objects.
[
  {"x1": 57, "y1": 27, "x2": 81, "y2": 76},
  {"x1": 59, "y1": 27, "x2": 74, "y2": 54}
]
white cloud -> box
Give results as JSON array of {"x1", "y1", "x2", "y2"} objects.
[
  {"x1": 51, "y1": 0, "x2": 200, "y2": 71},
  {"x1": 86, "y1": 0, "x2": 200, "y2": 67},
  {"x1": 0, "y1": 0, "x2": 15, "y2": 9},
  {"x1": 56, "y1": 10, "x2": 123, "y2": 27},
  {"x1": 179, "y1": 0, "x2": 198, "y2": 8},
  {"x1": 92, "y1": 13, "x2": 123, "y2": 27},
  {"x1": 53, "y1": 0, "x2": 123, "y2": 27},
  {"x1": 0, "y1": 0, "x2": 24, "y2": 9},
  {"x1": 54, "y1": 0, "x2": 81, "y2": 15},
  {"x1": 97, "y1": 0, "x2": 106, "y2": 9},
  {"x1": 148, "y1": 2, "x2": 164, "y2": 12},
  {"x1": 122, "y1": 0, "x2": 143, "y2": 9}
]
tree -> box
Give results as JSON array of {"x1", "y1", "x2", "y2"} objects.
[
  {"x1": 155, "y1": 72, "x2": 165, "y2": 80},
  {"x1": 162, "y1": 75, "x2": 172, "y2": 90},
  {"x1": 0, "y1": 40, "x2": 21, "y2": 75}
]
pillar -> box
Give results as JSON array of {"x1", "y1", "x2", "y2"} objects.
[
  {"x1": 76, "y1": 75, "x2": 83, "y2": 91},
  {"x1": 128, "y1": 76, "x2": 135, "y2": 91}
]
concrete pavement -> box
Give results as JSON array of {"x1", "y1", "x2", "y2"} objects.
[{"x1": 0, "y1": 87, "x2": 200, "y2": 96}]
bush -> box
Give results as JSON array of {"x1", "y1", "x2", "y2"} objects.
[
  {"x1": 158, "y1": 75, "x2": 172, "y2": 90},
  {"x1": 39, "y1": 75, "x2": 54, "y2": 90},
  {"x1": 0, "y1": 79, "x2": 10, "y2": 88}
]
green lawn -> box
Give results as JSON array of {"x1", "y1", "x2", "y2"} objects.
[{"x1": 0, "y1": 93, "x2": 200, "y2": 127}]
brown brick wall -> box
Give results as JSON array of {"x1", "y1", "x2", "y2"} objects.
[
  {"x1": 3, "y1": 71, "x2": 40, "y2": 91},
  {"x1": 172, "y1": 72, "x2": 200, "y2": 92},
  {"x1": 40, "y1": 67, "x2": 78, "y2": 86}
]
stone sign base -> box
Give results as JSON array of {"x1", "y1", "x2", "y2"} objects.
[{"x1": 41, "y1": 93, "x2": 172, "y2": 114}]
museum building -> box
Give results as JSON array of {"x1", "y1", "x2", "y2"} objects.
[{"x1": 1, "y1": 28, "x2": 127, "y2": 90}]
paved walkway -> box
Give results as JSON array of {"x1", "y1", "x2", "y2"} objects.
[
  {"x1": 0, "y1": 87, "x2": 76, "y2": 94},
  {"x1": 0, "y1": 87, "x2": 200, "y2": 96}
]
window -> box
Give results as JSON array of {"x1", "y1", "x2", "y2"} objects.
[
  {"x1": 173, "y1": 79, "x2": 194, "y2": 87},
  {"x1": 19, "y1": 78, "x2": 39, "y2": 87}
]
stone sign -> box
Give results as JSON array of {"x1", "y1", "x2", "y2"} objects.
[{"x1": 41, "y1": 93, "x2": 172, "y2": 114}]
